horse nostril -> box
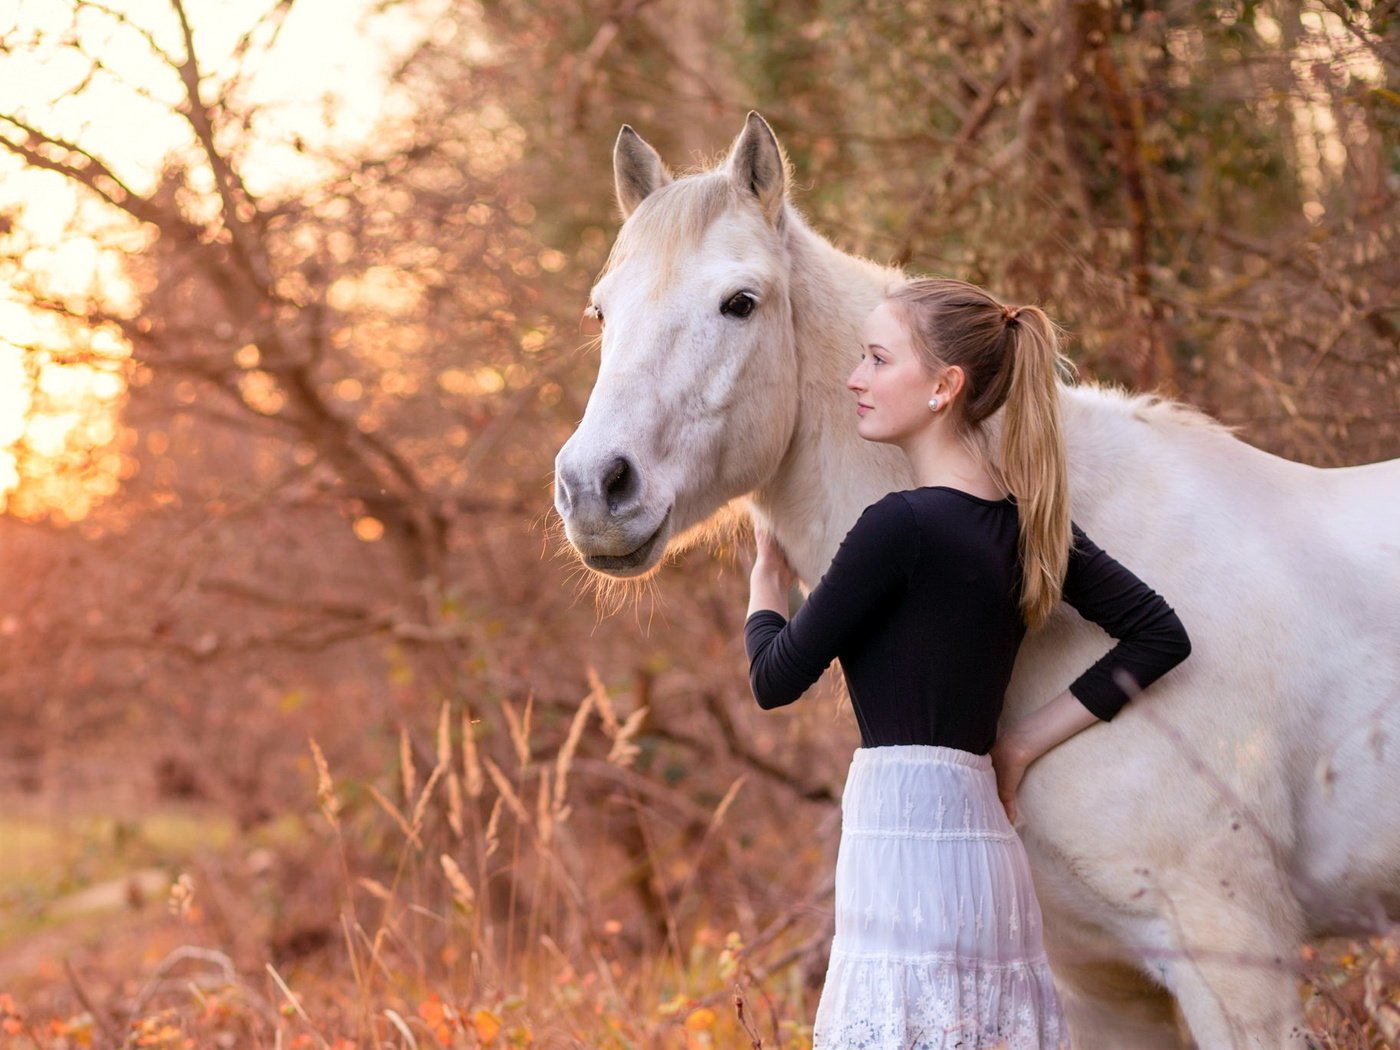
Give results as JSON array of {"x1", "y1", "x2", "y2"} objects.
[{"x1": 603, "y1": 455, "x2": 638, "y2": 511}]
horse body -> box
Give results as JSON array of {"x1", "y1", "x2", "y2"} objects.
[{"x1": 554, "y1": 114, "x2": 1400, "y2": 1048}]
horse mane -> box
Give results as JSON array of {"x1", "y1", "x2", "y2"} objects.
[{"x1": 1078, "y1": 382, "x2": 1236, "y2": 437}]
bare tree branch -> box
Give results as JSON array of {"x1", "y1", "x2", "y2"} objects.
[{"x1": 169, "y1": 0, "x2": 273, "y2": 294}]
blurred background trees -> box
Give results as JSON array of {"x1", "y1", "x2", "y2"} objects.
[{"x1": 0, "y1": 0, "x2": 1395, "y2": 1044}]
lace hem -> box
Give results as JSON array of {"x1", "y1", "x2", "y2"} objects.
[
  {"x1": 813, "y1": 951, "x2": 1070, "y2": 1050},
  {"x1": 842, "y1": 826, "x2": 1017, "y2": 843}
]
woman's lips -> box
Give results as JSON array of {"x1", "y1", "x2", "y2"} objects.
[{"x1": 856, "y1": 403, "x2": 872, "y2": 416}]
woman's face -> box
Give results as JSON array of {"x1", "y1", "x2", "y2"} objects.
[{"x1": 847, "y1": 301, "x2": 939, "y2": 448}]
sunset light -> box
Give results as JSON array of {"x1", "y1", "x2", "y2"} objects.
[{"x1": 0, "y1": 0, "x2": 440, "y2": 519}]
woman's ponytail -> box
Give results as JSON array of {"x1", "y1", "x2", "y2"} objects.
[{"x1": 998, "y1": 306, "x2": 1072, "y2": 629}]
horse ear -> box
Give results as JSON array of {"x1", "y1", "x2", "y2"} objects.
[
  {"x1": 726, "y1": 111, "x2": 788, "y2": 225},
  {"x1": 614, "y1": 125, "x2": 672, "y2": 220}
]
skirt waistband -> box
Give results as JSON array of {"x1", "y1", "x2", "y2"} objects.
[{"x1": 851, "y1": 744, "x2": 992, "y2": 772}]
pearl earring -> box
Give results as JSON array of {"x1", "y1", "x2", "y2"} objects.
[{"x1": 928, "y1": 396, "x2": 941, "y2": 412}]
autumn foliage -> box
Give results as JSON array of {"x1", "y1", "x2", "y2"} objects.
[{"x1": 0, "y1": 0, "x2": 1397, "y2": 1047}]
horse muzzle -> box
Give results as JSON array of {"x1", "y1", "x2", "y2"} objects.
[
  {"x1": 576, "y1": 508, "x2": 672, "y2": 576},
  {"x1": 554, "y1": 448, "x2": 673, "y2": 576}
]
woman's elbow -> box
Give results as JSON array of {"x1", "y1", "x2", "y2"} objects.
[
  {"x1": 749, "y1": 672, "x2": 799, "y2": 710},
  {"x1": 1166, "y1": 614, "x2": 1192, "y2": 668}
]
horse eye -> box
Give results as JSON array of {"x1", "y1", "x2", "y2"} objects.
[{"x1": 721, "y1": 292, "x2": 756, "y2": 318}]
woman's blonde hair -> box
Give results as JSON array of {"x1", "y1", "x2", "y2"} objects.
[{"x1": 886, "y1": 278, "x2": 1074, "y2": 629}]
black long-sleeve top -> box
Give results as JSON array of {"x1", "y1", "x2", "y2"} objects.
[{"x1": 745, "y1": 487, "x2": 1191, "y2": 753}]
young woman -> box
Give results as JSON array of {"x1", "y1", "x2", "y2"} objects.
[{"x1": 745, "y1": 278, "x2": 1192, "y2": 1049}]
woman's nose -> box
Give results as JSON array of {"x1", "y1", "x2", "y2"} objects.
[{"x1": 846, "y1": 364, "x2": 863, "y2": 391}]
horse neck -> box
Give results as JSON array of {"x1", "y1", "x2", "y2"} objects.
[{"x1": 753, "y1": 211, "x2": 913, "y2": 580}]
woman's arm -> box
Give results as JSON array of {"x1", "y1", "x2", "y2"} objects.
[
  {"x1": 1057, "y1": 524, "x2": 1192, "y2": 720},
  {"x1": 745, "y1": 494, "x2": 919, "y2": 710}
]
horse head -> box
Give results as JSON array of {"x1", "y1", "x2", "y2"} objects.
[{"x1": 554, "y1": 113, "x2": 801, "y2": 577}]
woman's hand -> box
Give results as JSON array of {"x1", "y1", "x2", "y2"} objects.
[
  {"x1": 989, "y1": 731, "x2": 1033, "y2": 827},
  {"x1": 747, "y1": 521, "x2": 797, "y2": 619},
  {"x1": 752, "y1": 522, "x2": 797, "y2": 589},
  {"x1": 989, "y1": 690, "x2": 1102, "y2": 827}
]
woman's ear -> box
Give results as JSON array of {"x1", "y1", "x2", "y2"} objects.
[{"x1": 933, "y1": 364, "x2": 966, "y2": 403}]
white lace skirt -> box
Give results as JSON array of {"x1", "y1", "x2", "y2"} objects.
[{"x1": 812, "y1": 745, "x2": 1070, "y2": 1050}]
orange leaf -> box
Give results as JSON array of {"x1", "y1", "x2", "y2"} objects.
[
  {"x1": 418, "y1": 995, "x2": 461, "y2": 1045},
  {"x1": 418, "y1": 997, "x2": 446, "y2": 1026},
  {"x1": 473, "y1": 1008, "x2": 502, "y2": 1044},
  {"x1": 684, "y1": 1007, "x2": 716, "y2": 1031}
]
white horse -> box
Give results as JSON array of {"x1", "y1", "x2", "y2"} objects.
[{"x1": 553, "y1": 112, "x2": 1400, "y2": 1049}]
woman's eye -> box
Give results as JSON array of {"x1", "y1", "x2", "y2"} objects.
[{"x1": 720, "y1": 292, "x2": 756, "y2": 318}]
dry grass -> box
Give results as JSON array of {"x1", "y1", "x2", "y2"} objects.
[
  {"x1": 0, "y1": 681, "x2": 809, "y2": 1049},
  {"x1": 1, "y1": 687, "x2": 1397, "y2": 1050}
]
